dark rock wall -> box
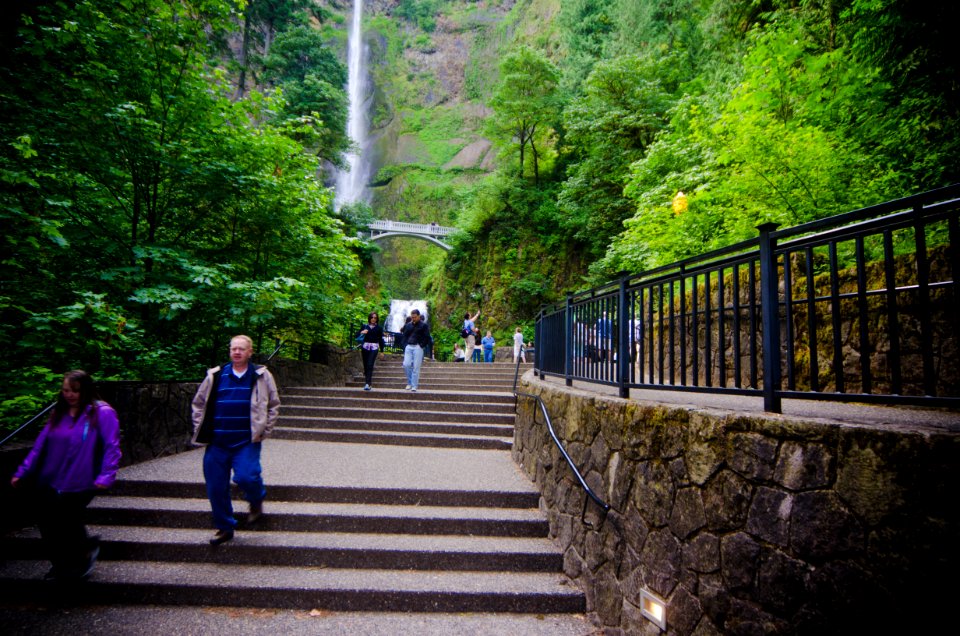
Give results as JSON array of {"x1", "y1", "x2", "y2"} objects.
[{"x1": 513, "y1": 374, "x2": 960, "y2": 635}]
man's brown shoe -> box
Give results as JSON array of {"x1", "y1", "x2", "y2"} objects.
[
  {"x1": 209, "y1": 529, "x2": 234, "y2": 546},
  {"x1": 247, "y1": 500, "x2": 263, "y2": 524}
]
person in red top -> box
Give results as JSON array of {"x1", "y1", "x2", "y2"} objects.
[{"x1": 11, "y1": 370, "x2": 122, "y2": 581}]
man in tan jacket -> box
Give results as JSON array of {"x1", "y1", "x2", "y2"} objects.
[{"x1": 191, "y1": 335, "x2": 280, "y2": 545}]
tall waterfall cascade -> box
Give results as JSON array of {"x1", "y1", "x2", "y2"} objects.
[{"x1": 335, "y1": 0, "x2": 371, "y2": 207}]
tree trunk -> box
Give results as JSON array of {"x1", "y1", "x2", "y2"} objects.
[{"x1": 237, "y1": 12, "x2": 252, "y2": 98}]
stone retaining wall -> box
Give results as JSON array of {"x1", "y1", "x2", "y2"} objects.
[{"x1": 513, "y1": 372, "x2": 960, "y2": 634}]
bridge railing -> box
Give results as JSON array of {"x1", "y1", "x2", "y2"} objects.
[
  {"x1": 368, "y1": 220, "x2": 456, "y2": 236},
  {"x1": 535, "y1": 184, "x2": 960, "y2": 412}
]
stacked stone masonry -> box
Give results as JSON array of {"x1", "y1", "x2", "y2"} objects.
[{"x1": 513, "y1": 373, "x2": 959, "y2": 635}]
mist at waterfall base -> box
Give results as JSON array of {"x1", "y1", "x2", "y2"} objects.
[
  {"x1": 386, "y1": 300, "x2": 429, "y2": 333},
  {"x1": 335, "y1": 0, "x2": 371, "y2": 208}
]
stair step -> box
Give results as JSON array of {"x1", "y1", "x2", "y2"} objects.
[
  {"x1": 5, "y1": 526, "x2": 563, "y2": 572},
  {"x1": 280, "y1": 405, "x2": 515, "y2": 425},
  {"x1": 86, "y1": 497, "x2": 549, "y2": 536},
  {"x1": 276, "y1": 416, "x2": 513, "y2": 438},
  {"x1": 0, "y1": 560, "x2": 584, "y2": 613},
  {"x1": 108, "y1": 481, "x2": 541, "y2": 508},
  {"x1": 283, "y1": 387, "x2": 515, "y2": 403},
  {"x1": 283, "y1": 395, "x2": 516, "y2": 414},
  {"x1": 271, "y1": 427, "x2": 512, "y2": 450},
  {"x1": 344, "y1": 381, "x2": 516, "y2": 390},
  {"x1": 0, "y1": 605, "x2": 590, "y2": 634}
]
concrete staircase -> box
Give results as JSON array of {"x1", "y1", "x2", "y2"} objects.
[{"x1": 0, "y1": 359, "x2": 586, "y2": 623}]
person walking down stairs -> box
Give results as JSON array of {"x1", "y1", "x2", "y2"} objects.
[
  {"x1": 400, "y1": 309, "x2": 431, "y2": 392},
  {"x1": 9, "y1": 370, "x2": 122, "y2": 581},
  {"x1": 357, "y1": 311, "x2": 385, "y2": 391},
  {"x1": 191, "y1": 335, "x2": 280, "y2": 546}
]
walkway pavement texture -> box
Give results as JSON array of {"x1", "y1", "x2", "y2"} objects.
[
  {"x1": 0, "y1": 605, "x2": 595, "y2": 636},
  {"x1": 1, "y1": 359, "x2": 596, "y2": 635},
  {"x1": 535, "y1": 373, "x2": 960, "y2": 433}
]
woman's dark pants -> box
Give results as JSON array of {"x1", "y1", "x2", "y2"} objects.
[
  {"x1": 35, "y1": 486, "x2": 97, "y2": 577},
  {"x1": 361, "y1": 347, "x2": 379, "y2": 385}
]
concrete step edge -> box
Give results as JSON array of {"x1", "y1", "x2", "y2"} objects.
[
  {"x1": 106, "y1": 481, "x2": 541, "y2": 508},
  {"x1": 275, "y1": 417, "x2": 513, "y2": 437},
  {"x1": 0, "y1": 560, "x2": 584, "y2": 613}
]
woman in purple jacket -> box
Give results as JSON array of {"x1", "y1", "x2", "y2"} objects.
[{"x1": 11, "y1": 370, "x2": 122, "y2": 580}]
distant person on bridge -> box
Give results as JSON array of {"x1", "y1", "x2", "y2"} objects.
[
  {"x1": 11, "y1": 370, "x2": 122, "y2": 581},
  {"x1": 191, "y1": 335, "x2": 280, "y2": 546},
  {"x1": 462, "y1": 310, "x2": 480, "y2": 362},
  {"x1": 358, "y1": 311, "x2": 385, "y2": 391},
  {"x1": 401, "y1": 309, "x2": 431, "y2": 392}
]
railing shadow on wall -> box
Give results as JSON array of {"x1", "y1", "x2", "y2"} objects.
[{"x1": 535, "y1": 184, "x2": 960, "y2": 413}]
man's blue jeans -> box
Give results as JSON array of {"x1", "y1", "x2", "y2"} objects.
[
  {"x1": 203, "y1": 442, "x2": 265, "y2": 531},
  {"x1": 403, "y1": 344, "x2": 424, "y2": 389},
  {"x1": 484, "y1": 348, "x2": 493, "y2": 362}
]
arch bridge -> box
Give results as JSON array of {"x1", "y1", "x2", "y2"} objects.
[{"x1": 366, "y1": 220, "x2": 455, "y2": 250}]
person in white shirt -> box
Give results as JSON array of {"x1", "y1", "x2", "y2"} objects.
[{"x1": 513, "y1": 327, "x2": 525, "y2": 363}]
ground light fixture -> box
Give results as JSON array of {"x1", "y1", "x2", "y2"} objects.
[{"x1": 640, "y1": 588, "x2": 667, "y2": 631}]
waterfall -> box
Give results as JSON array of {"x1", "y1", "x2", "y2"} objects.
[
  {"x1": 386, "y1": 300, "x2": 429, "y2": 333},
  {"x1": 335, "y1": 0, "x2": 370, "y2": 208}
]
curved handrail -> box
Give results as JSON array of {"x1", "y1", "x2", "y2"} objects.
[
  {"x1": 512, "y1": 346, "x2": 610, "y2": 524},
  {"x1": 265, "y1": 339, "x2": 285, "y2": 363},
  {"x1": 0, "y1": 402, "x2": 55, "y2": 449}
]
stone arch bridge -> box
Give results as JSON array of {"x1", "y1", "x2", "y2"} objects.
[{"x1": 365, "y1": 220, "x2": 455, "y2": 250}]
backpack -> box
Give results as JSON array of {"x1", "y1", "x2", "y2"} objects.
[{"x1": 461, "y1": 327, "x2": 472, "y2": 338}]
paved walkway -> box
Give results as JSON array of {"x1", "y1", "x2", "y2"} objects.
[{"x1": 0, "y1": 605, "x2": 596, "y2": 636}]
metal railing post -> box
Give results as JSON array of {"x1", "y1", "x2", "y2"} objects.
[
  {"x1": 535, "y1": 311, "x2": 544, "y2": 379},
  {"x1": 618, "y1": 273, "x2": 630, "y2": 398},
  {"x1": 758, "y1": 223, "x2": 782, "y2": 413},
  {"x1": 565, "y1": 292, "x2": 574, "y2": 386}
]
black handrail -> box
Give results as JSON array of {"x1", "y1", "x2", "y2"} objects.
[
  {"x1": 0, "y1": 402, "x2": 55, "y2": 449},
  {"x1": 512, "y1": 345, "x2": 611, "y2": 527},
  {"x1": 265, "y1": 339, "x2": 285, "y2": 362}
]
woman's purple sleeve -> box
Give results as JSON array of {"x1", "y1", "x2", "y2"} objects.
[
  {"x1": 13, "y1": 423, "x2": 51, "y2": 480},
  {"x1": 94, "y1": 405, "x2": 122, "y2": 488}
]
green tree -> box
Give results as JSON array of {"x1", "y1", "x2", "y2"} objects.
[
  {"x1": 560, "y1": 52, "x2": 681, "y2": 259},
  {"x1": 488, "y1": 46, "x2": 561, "y2": 186},
  {"x1": 262, "y1": 24, "x2": 349, "y2": 163},
  {"x1": 0, "y1": 0, "x2": 359, "y2": 422}
]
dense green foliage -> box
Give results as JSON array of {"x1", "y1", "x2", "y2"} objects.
[
  {"x1": 1, "y1": 0, "x2": 358, "y2": 424},
  {"x1": 4, "y1": 0, "x2": 958, "y2": 425},
  {"x1": 392, "y1": 0, "x2": 959, "y2": 315}
]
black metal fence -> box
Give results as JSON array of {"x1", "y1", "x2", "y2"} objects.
[{"x1": 535, "y1": 184, "x2": 960, "y2": 412}]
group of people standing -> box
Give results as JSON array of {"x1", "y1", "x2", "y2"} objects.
[
  {"x1": 455, "y1": 310, "x2": 526, "y2": 364},
  {"x1": 11, "y1": 334, "x2": 281, "y2": 580}
]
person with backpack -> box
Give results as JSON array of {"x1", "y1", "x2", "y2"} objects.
[
  {"x1": 461, "y1": 310, "x2": 480, "y2": 363},
  {"x1": 10, "y1": 370, "x2": 122, "y2": 581}
]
